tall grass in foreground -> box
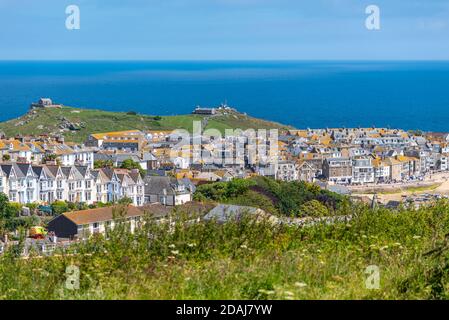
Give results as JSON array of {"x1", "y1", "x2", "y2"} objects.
[{"x1": 1, "y1": 201, "x2": 449, "y2": 300}]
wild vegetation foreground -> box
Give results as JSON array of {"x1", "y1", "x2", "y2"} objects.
[{"x1": 1, "y1": 199, "x2": 449, "y2": 300}]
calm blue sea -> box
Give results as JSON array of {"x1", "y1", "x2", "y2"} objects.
[{"x1": 0, "y1": 61, "x2": 449, "y2": 132}]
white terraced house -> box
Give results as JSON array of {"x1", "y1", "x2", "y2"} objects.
[
  {"x1": 92, "y1": 168, "x2": 110, "y2": 204},
  {"x1": 0, "y1": 163, "x2": 145, "y2": 206},
  {"x1": 44, "y1": 143, "x2": 95, "y2": 169},
  {"x1": 114, "y1": 169, "x2": 144, "y2": 206},
  {"x1": 93, "y1": 167, "x2": 122, "y2": 203},
  {"x1": 91, "y1": 167, "x2": 145, "y2": 206},
  {"x1": 1, "y1": 163, "x2": 39, "y2": 203},
  {"x1": 34, "y1": 165, "x2": 57, "y2": 203}
]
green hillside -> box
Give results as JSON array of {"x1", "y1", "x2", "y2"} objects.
[{"x1": 0, "y1": 106, "x2": 292, "y2": 143}]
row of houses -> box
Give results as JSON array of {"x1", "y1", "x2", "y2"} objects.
[
  {"x1": 0, "y1": 137, "x2": 95, "y2": 168},
  {"x1": 0, "y1": 161, "x2": 197, "y2": 207},
  {"x1": 0, "y1": 163, "x2": 144, "y2": 206},
  {"x1": 322, "y1": 155, "x2": 422, "y2": 184}
]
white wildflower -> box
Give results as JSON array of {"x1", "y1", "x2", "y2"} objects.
[{"x1": 294, "y1": 282, "x2": 307, "y2": 288}]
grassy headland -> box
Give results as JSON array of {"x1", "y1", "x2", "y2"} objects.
[{"x1": 0, "y1": 106, "x2": 292, "y2": 143}]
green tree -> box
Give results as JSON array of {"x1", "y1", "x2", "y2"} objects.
[
  {"x1": 0, "y1": 193, "x2": 25, "y2": 231},
  {"x1": 193, "y1": 179, "x2": 256, "y2": 202},
  {"x1": 225, "y1": 179, "x2": 256, "y2": 198},
  {"x1": 118, "y1": 197, "x2": 133, "y2": 206},
  {"x1": 94, "y1": 159, "x2": 114, "y2": 169},
  {"x1": 51, "y1": 200, "x2": 69, "y2": 215},
  {"x1": 0, "y1": 192, "x2": 10, "y2": 212},
  {"x1": 120, "y1": 159, "x2": 146, "y2": 177},
  {"x1": 43, "y1": 153, "x2": 57, "y2": 162},
  {"x1": 2, "y1": 154, "x2": 10, "y2": 161}
]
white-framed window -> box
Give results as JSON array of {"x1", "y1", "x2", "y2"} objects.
[{"x1": 9, "y1": 192, "x2": 17, "y2": 202}]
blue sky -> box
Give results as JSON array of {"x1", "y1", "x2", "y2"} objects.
[{"x1": 0, "y1": 0, "x2": 449, "y2": 60}]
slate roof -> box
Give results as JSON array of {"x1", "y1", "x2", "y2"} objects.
[
  {"x1": 90, "y1": 169, "x2": 100, "y2": 180},
  {"x1": 75, "y1": 166, "x2": 88, "y2": 178},
  {"x1": 45, "y1": 165, "x2": 60, "y2": 178},
  {"x1": 31, "y1": 165, "x2": 44, "y2": 177},
  {"x1": 144, "y1": 176, "x2": 175, "y2": 195},
  {"x1": 61, "y1": 166, "x2": 72, "y2": 178},
  {"x1": 15, "y1": 163, "x2": 31, "y2": 177},
  {"x1": 0, "y1": 164, "x2": 13, "y2": 177},
  {"x1": 100, "y1": 167, "x2": 115, "y2": 180},
  {"x1": 129, "y1": 171, "x2": 141, "y2": 184}
]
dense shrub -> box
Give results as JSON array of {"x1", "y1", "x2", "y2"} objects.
[
  {"x1": 194, "y1": 177, "x2": 347, "y2": 217},
  {"x1": 94, "y1": 159, "x2": 113, "y2": 169},
  {"x1": 299, "y1": 200, "x2": 329, "y2": 217},
  {"x1": 51, "y1": 201, "x2": 69, "y2": 215},
  {"x1": 193, "y1": 178, "x2": 256, "y2": 202},
  {"x1": 0, "y1": 194, "x2": 42, "y2": 231}
]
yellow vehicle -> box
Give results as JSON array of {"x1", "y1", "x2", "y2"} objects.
[{"x1": 29, "y1": 226, "x2": 48, "y2": 239}]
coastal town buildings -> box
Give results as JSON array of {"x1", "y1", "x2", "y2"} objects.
[
  {"x1": 0, "y1": 124, "x2": 448, "y2": 209},
  {"x1": 323, "y1": 158, "x2": 353, "y2": 184},
  {"x1": 275, "y1": 161, "x2": 299, "y2": 182},
  {"x1": 85, "y1": 130, "x2": 146, "y2": 151},
  {"x1": 352, "y1": 157, "x2": 375, "y2": 184}
]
